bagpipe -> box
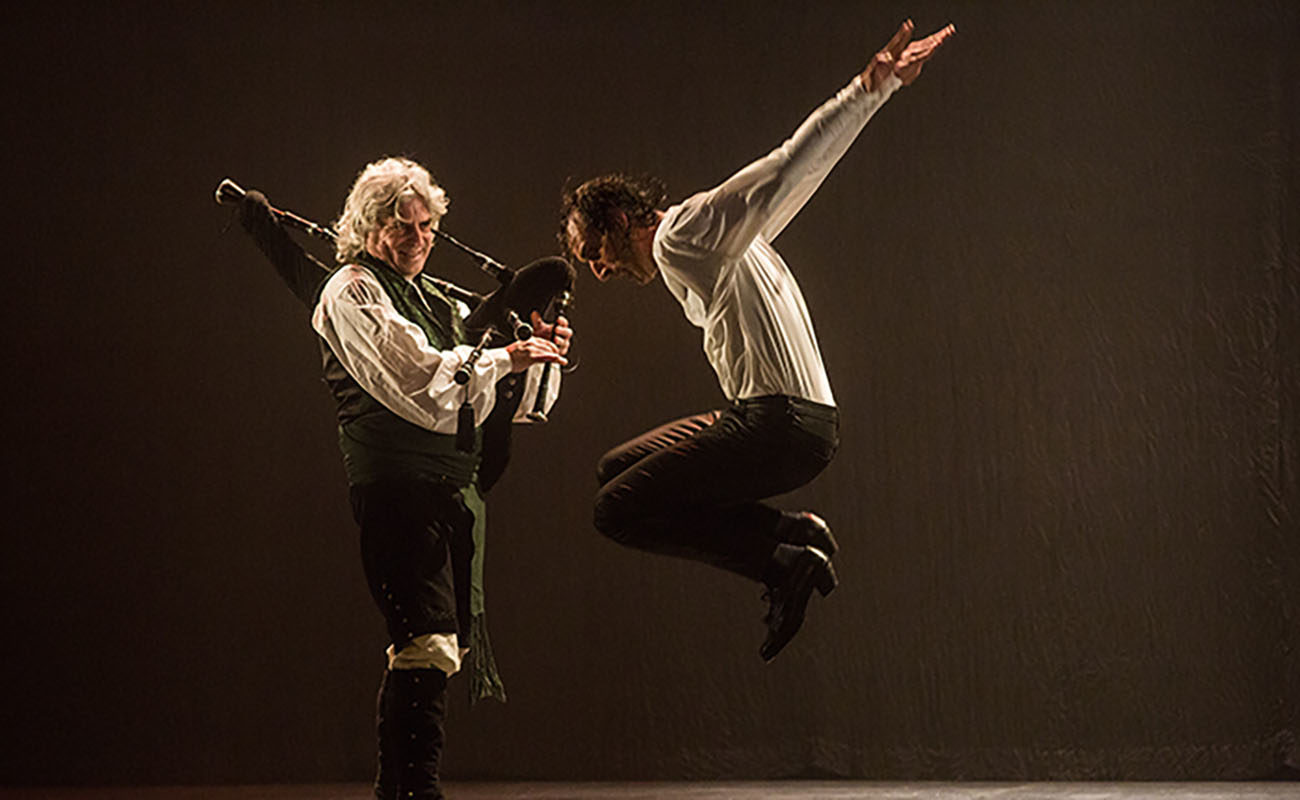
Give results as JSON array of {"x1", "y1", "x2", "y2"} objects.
[{"x1": 214, "y1": 178, "x2": 573, "y2": 422}]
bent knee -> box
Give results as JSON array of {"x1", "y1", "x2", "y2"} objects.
[
  {"x1": 592, "y1": 497, "x2": 619, "y2": 539},
  {"x1": 592, "y1": 490, "x2": 634, "y2": 544},
  {"x1": 595, "y1": 453, "x2": 624, "y2": 487}
]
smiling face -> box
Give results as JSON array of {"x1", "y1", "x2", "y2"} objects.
[
  {"x1": 366, "y1": 195, "x2": 434, "y2": 278},
  {"x1": 564, "y1": 212, "x2": 658, "y2": 286}
]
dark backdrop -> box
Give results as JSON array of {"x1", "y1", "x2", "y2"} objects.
[{"x1": 2, "y1": 0, "x2": 1296, "y2": 786}]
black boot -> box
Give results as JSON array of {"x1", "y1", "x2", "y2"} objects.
[
  {"x1": 374, "y1": 670, "x2": 398, "y2": 800},
  {"x1": 388, "y1": 667, "x2": 449, "y2": 800},
  {"x1": 760, "y1": 544, "x2": 836, "y2": 662},
  {"x1": 775, "y1": 511, "x2": 839, "y2": 557}
]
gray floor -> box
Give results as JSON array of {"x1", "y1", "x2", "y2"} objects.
[{"x1": 1, "y1": 783, "x2": 1297, "y2": 800}]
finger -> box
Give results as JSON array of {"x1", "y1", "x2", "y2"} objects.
[
  {"x1": 884, "y1": 18, "x2": 914, "y2": 59},
  {"x1": 884, "y1": 19, "x2": 913, "y2": 56},
  {"x1": 901, "y1": 24, "x2": 953, "y2": 55},
  {"x1": 901, "y1": 33, "x2": 946, "y2": 65},
  {"x1": 918, "y1": 24, "x2": 955, "y2": 50},
  {"x1": 902, "y1": 43, "x2": 937, "y2": 66}
]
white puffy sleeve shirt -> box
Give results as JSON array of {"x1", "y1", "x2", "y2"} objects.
[
  {"x1": 652, "y1": 73, "x2": 901, "y2": 405},
  {"x1": 311, "y1": 264, "x2": 560, "y2": 434}
]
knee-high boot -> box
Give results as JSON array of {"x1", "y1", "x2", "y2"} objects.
[{"x1": 387, "y1": 667, "x2": 449, "y2": 800}]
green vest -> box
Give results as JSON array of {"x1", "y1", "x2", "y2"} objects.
[{"x1": 334, "y1": 256, "x2": 480, "y2": 486}]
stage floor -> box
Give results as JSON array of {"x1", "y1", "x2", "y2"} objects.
[{"x1": 1, "y1": 783, "x2": 1296, "y2": 800}]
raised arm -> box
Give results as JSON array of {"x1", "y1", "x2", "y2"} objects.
[{"x1": 662, "y1": 20, "x2": 955, "y2": 270}]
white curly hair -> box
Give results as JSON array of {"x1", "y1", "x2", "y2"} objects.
[{"x1": 334, "y1": 156, "x2": 449, "y2": 264}]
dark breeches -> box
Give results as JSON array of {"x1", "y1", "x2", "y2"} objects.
[
  {"x1": 594, "y1": 395, "x2": 838, "y2": 583},
  {"x1": 350, "y1": 479, "x2": 475, "y2": 650}
]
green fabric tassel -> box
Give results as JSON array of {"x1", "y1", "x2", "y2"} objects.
[
  {"x1": 469, "y1": 612, "x2": 507, "y2": 704},
  {"x1": 460, "y1": 482, "x2": 506, "y2": 704}
]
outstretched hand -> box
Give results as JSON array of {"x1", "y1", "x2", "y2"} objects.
[{"x1": 861, "y1": 19, "x2": 956, "y2": 92}]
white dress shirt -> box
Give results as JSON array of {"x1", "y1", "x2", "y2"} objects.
[{"x1": 652, "y1": 73, "x2": 902, "y2": 405}]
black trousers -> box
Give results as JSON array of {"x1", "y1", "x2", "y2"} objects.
[
  {"x1": 350, "y1": 479, "x2": 476, "y2": 650},
  {"x1": 594, "y1": 395, "x2": 839, "y2": 583}
]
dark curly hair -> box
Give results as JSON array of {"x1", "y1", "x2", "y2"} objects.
[{"x1": 558, "y1": 173, "x2": 669, "y2": 252}]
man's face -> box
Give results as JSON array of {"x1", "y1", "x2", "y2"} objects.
[
  {"x1": 565, "y1": 213, "x2": 657, "y2": 286},
  {"x1": 367, "y1": 196, "x2": 435, "y2": 278}
]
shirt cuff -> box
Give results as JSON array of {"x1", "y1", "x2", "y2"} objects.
[{"x1": 485, "y1": 348, "x2": 514, "y2": 383}]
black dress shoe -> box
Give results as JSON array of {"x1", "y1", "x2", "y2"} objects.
[
  {"x1": 760, "y1": 545, "x2": 836, "y2": 662},
  {"x1": 778, "y1": 511, "x2": 839, "y2": 557}
]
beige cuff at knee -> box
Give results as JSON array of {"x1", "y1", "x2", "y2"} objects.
[{"x1": 387, "y1": 632, "x2": 461, "y2": 675}]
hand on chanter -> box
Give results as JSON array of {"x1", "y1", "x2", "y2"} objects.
[
  {"x1": 507, "y1": 336, "x2": 567, "y2": 373},
  {"x1": 530, "y1": 311, "x2": 573, "y2": 357}
]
